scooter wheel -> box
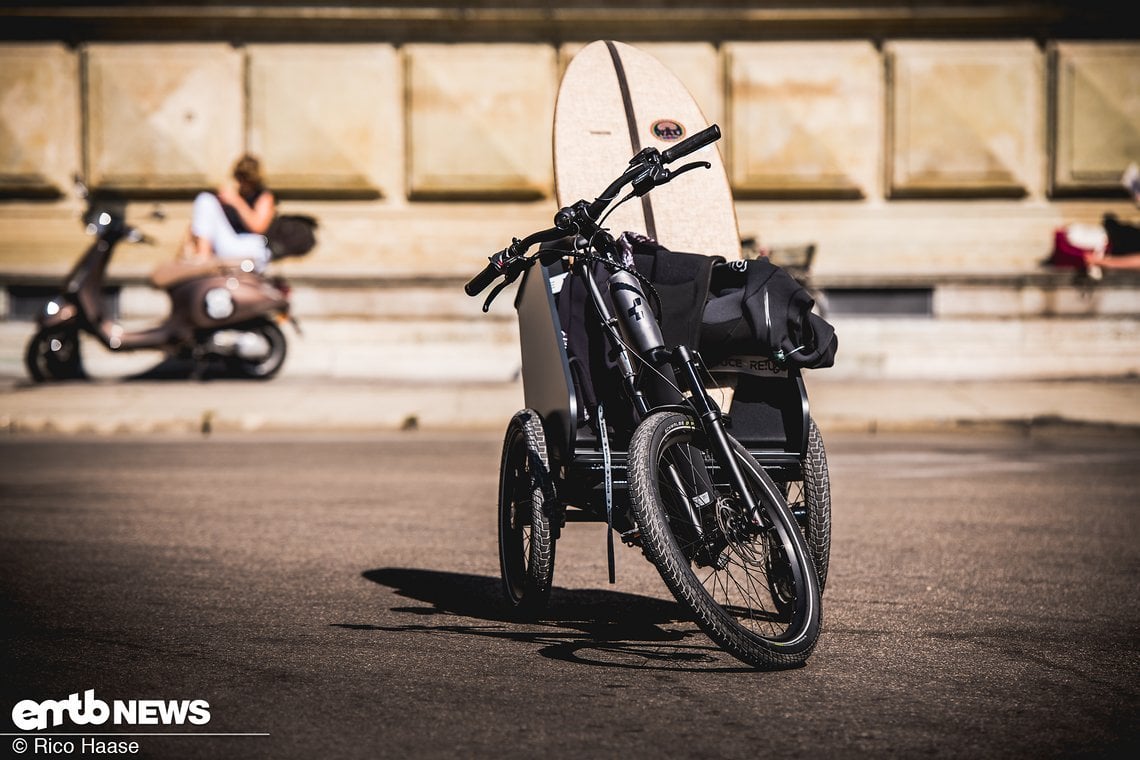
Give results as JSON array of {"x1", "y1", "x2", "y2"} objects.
[
  {"x1": 227, "y1": 319, "x2": 288, "y2": 380},
  {"x1": 24, "y1": 327, "x2": 86, "y2": 382}
]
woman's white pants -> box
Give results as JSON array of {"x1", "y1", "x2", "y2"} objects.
[{"x1": 191, "y1": 192, "x2": 270, "y2": 271}]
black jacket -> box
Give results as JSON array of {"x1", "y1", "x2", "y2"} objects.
[{"x1": 702, "y1": 257, "x2": 838, "y2": 369}]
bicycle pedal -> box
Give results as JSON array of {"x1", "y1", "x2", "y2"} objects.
[{"x1": 620, "y1": 528, "x2": 642, "y2": 547}]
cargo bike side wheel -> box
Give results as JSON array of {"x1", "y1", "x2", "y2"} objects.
[
  {"x1": 628, "y1": 411, "x2": 821, "y2": 669},
  {"x1": 779, "y1": 417, "x2": 831, "y2": 592},
  {"x1": 498, "y1": 410, "x2": 557, "y2": 615}
]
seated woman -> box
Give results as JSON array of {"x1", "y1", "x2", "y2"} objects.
[
  {"x1": 187, "y1": 154, "x2": 276, "y2": 272},
  {"x1": 1085, "y1": 163, "x2": 1140, "y2": 272}
]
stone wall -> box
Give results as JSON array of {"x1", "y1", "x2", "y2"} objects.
[
  {"x1": 1, "y1": 3, "x2": 1137, "y2": 383},
  {"x1": 0, "y1": 8, "x2": 1138, "y2": 283}
]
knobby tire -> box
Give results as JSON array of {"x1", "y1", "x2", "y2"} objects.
[
  {"x1": 628, "y1": 411, "x2": 821, "y2": 669},
  {"x1": 498, "y1": 410, "x2": 556, "y2": 615}
]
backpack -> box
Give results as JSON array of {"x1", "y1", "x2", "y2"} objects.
[{"x1": 266, "y1": 214, "x2": 318, "y2": 260}]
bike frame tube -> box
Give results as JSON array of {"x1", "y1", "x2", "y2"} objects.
[
  {"x1": 546, "y1": 151, "x2": 765, "y2": 531},
  {"x1": 673, "y1": 345, "x2": 763, "y2": 527},
  {"x1": 575, "y1": 239, "x2": 761, "y2": 533},
  {"x1": 580, "y1": 255, "x2": 652, "y2": 421}
]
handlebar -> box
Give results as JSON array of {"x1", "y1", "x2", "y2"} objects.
[
  {"x1": 466, "y1": 123, "x2": 723, "y2": 302},
  {"x1": 661, "y1": 124, "x2": 721, "y2": 165},
  {"x1": 464, "y1": 224, "x2": 577, "y2": 297},
  {"x1": 464, "y1": 250, "x2": 507, "y2": 296}
]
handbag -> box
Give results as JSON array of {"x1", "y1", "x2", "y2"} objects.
[
  {"x1": 1049, "y1": 223, "x2": 1107, "y2": 269},
  {"x1": 266, "y1": 214, "x2": 318, "y2": 260}
]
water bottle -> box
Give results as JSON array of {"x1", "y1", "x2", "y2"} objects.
[{"x1": 609, "y1": 269, "x2": 666, "y2": 360}]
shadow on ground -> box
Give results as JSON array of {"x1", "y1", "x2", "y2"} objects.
[
  {"x1": 12, "y1": 352, "x2": 247, "y2": 385},
  {"x1": 125, "y1": 355, "x2": 239, "y2": 381},
  {"x1": 342, "y1": 567, "x2": 750, "y2": 672}
]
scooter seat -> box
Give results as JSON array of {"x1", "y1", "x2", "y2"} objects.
[{"x1": 150, "y1": 259, "x2": 240, "y2": 289}]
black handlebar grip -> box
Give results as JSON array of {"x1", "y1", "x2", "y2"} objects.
[
  {"x1": 464, "y1": 262, "x2": 501, "y2": 296},
  {"x1": 660, "y1": 124, "x2": 721, "y2": 165}
]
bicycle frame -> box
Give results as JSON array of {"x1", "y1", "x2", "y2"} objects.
[
  {"x1": 478, "y1": 114, "x2": 827, "y2": 666},
  {"x1": 522, "y1": 207, "x2": 764, "y2": 529},
  {"x1": 475, "y1": 124, "x2": 809, "y2": 535}
]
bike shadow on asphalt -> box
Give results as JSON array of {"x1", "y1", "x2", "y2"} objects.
[{"x1": 343, "y1": 567, "x2": 754, "y2": 672}]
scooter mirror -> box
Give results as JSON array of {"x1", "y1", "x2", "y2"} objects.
[{"x1": 82, "y1": 188, "x2": 128, "y2": 234}]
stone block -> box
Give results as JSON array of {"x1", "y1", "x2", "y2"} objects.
[
  {"x1": 0, "y1": 44, "x2": 80, "y2": 197},
  {"x1": 1052, "y1": 42, "x2": 1140, "y2": 194},
  {"x1": 724, "y1": 42, "x2": 882, "y2": 199},
  {"x1": 85, "y1": 44, "x2": 243, "y2": 191},
  {"x1": 405, "y1": 44, "x2": 556, "y2": 200},
  {"x1": 248, "y1": 44, "x2": 401, "y2": 199},
  {"x1": 887, "y1": 41, "x2": 1043, "y2": 198}
]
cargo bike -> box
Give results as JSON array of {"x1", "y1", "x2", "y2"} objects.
[{"x1": 465, "y1": 122, "x2": 834, "y2": 670}]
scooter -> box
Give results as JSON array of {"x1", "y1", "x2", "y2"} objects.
[{"x1": 25, "y1": 181, "x2": 297, "y2": 382}]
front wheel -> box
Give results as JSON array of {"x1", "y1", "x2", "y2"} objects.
[
  {"x1": 25, "y1": 327, "x2": 86, "y2": 382},
  {"x1": 628, "y1": 411, "x2": 821, "y2": 669},
  {"x1": 498, "y1": 410, "x2": 556, "y2": 616}
]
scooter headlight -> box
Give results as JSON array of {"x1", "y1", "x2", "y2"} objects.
[{"x1": 204, "y1": 288, "x2": 235, "y2": 320}]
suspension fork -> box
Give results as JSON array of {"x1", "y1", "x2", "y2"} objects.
[{"x1": 672, "y1": 345, "x2": 764, "y2": 528}]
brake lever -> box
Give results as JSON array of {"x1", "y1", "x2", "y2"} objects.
[
  {"x1": 482, "y1": 279, "x2": 511, "y2": 312},
  {"x1": 631, "y1": 160, "x2": 710, "y2": 197},
  {"x1": 481, "y1": 258, "x2": 525, "y2": 312},
  {"x1": 664, "y1": 160, "x2": 711, "y2": 182},
  {"x1": 631, "y1": 164, "x2": 663, "y2": 197}
]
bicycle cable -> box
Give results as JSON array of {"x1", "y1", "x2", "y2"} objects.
[{"x1": 600, "y1": 315, "x2": 690, "y2": 407}]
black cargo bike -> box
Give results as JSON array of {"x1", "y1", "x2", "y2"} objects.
[{"x1": 465, "y1": 125, "x2": 832, "y2": 669}]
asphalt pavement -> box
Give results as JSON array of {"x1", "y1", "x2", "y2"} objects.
[{"x1": 3, "y1": 432, "x2": 1138, "y2": 759}]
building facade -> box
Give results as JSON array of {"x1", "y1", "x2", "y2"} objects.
[{"x1": 1, "y1": 2, "x2": 1137, "y2": 379}]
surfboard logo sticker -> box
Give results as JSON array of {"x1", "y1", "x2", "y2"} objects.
[{"x1": 650, "y1": 119, "x2": 685, "y2": 142}]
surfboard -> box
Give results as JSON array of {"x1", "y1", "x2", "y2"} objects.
[{"x1": 553, "y1": 40, "x2": 740, "y2": 261}]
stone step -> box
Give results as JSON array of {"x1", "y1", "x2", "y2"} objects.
[
  {"x1": 5, "y1": 261, "x2": 1137, "y2": 383},
  {"x1": 4, "y1": 312, "x2": 1137, "y2": 383}
]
